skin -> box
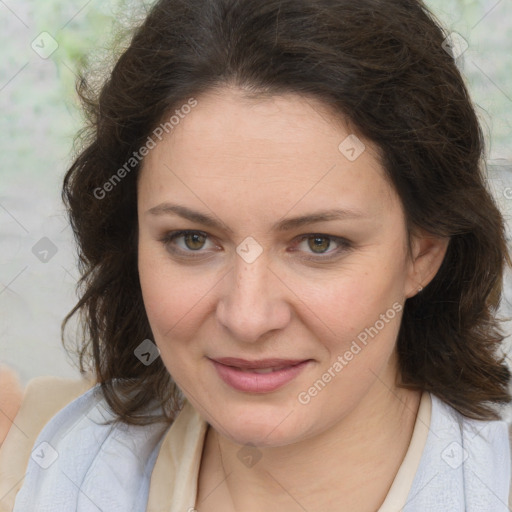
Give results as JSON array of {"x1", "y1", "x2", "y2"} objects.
[{"x1": 137, "y1": 85, "x2": 449, "y2": 511}]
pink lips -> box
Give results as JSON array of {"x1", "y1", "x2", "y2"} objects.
[{"x1": 210, "y1": 357, "x2": 311, "y2": 393}]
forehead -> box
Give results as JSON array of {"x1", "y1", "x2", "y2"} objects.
[
  {"x1": 138, "y1": 86, "x2": 399, "y2": 222},
  {"x1": 157, "y1": 86, "x2": 363, "y2": 165}
]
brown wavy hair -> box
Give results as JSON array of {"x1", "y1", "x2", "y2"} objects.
[{"x1": 62, "y1": 0, "x2": 512, "y2": 425}]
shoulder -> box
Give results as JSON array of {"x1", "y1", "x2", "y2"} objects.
[
  {"x1": 0, "y1": 375, "x2": 94, "y2": 511},
  {"x1": 432, "y1": 395, "x2": 512, "y2": 508},
  {"x1": 8, "y1": 383, "x2": 171, "y2": 512}
]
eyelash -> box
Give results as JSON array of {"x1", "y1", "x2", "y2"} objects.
[{"x1": 159, "y1": 230, "x2": 353, "y2": 261}]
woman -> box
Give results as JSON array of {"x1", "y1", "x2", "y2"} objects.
[{"x1": 1, "y1": 0, "x2": 511, "y2": 510}]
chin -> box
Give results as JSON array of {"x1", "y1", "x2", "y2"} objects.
[
  {"x1": 223, "y1": 423, "x2": 297, "y2": 448},
  {"x1": 207, "y1": 401, "x2": 311, "y2": 448}
]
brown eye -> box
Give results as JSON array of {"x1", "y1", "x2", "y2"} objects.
[
  {"x1": 160, "y1": 230, "x2": 217, "y2": 258},
  {"x1": 294, "y1": 234, "x2": 352, "y2": 261},
  {"x1": 307, "y1": 236, "x2": 331, "y2": 254},
  {"x1": 183, "y1": 232, "x2": 207, "y2": 250}
]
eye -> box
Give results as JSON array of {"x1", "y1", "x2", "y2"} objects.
[
  {"x1": 160, "y1": 230, "x2": 352, "y2": 262},
  {"x1": 293, "y1": 234, "x2": 352, "y2": 260},
  {"x1": 160, "y1": 230, "x2": 218, "y2": 258}
]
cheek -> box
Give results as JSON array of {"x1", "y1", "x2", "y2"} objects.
[
  {"x1": 301, "y1": 256, "x2": 407, "y2": 354},
  {"x1": 137, "y1": 239, "x2": 221, "y2": 377},
  {"x1": 138, "y1": 251, "x2": 203, "y2": 387},
  {"x1": 138, "y1": 241, "x2": 196, "y2": 341},
  {"x1": 295, "y1": 271, "x2": 404, "y2": 419}
]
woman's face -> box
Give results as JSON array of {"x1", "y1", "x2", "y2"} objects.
[{"x1": 137, "y1": 86, "x2": 441, "y2": 447}]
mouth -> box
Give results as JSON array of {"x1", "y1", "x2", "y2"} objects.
[
  {"x1": 210, "y1": 357, "x2": 309, "y2": 370},
  {"x1": 238, "y1": 366, "x2": 293, "y2": 374},
  {"x1": 209, "y1": 357, "x2": 313, "y2": 393}
]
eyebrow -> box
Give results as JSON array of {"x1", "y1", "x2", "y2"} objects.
[{"x1": 146, "y1": 203, "x2": 367, "y2": 233}]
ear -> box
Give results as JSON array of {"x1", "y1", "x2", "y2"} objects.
[{"x1": 404, "y1": 229, "x2": 450, "y2": 299}]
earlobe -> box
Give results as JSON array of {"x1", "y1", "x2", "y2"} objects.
[{"x1": 405, "y1": 231, "x2": 450, "y2": 299}]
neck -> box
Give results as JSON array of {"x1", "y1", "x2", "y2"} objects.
[{"x1": 199, "y1": 380, "x2": 422, "y2": 512}]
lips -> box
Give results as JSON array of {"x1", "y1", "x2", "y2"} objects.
[
  {"x1": 211, "y1": 357, "x2": 308, "y2": 370},
  {"x1": 209, "y1": 357, "x2": 312, "y2": 393},
  {"x1": 242, "y1": 366, "x2": 288, "y2": 374}
]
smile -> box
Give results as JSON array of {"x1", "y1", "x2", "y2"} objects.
[{"x1": 209, "y1": 358, "x2": 312, "y2": 393}]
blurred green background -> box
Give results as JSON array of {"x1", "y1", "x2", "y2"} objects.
[{"x1": 1, "y1": 0, "x2": 511, "y2": 383}]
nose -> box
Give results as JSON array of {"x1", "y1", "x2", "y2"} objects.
[{"x1": 215, "y1": 252, "x2": 291, "y2": 343}]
